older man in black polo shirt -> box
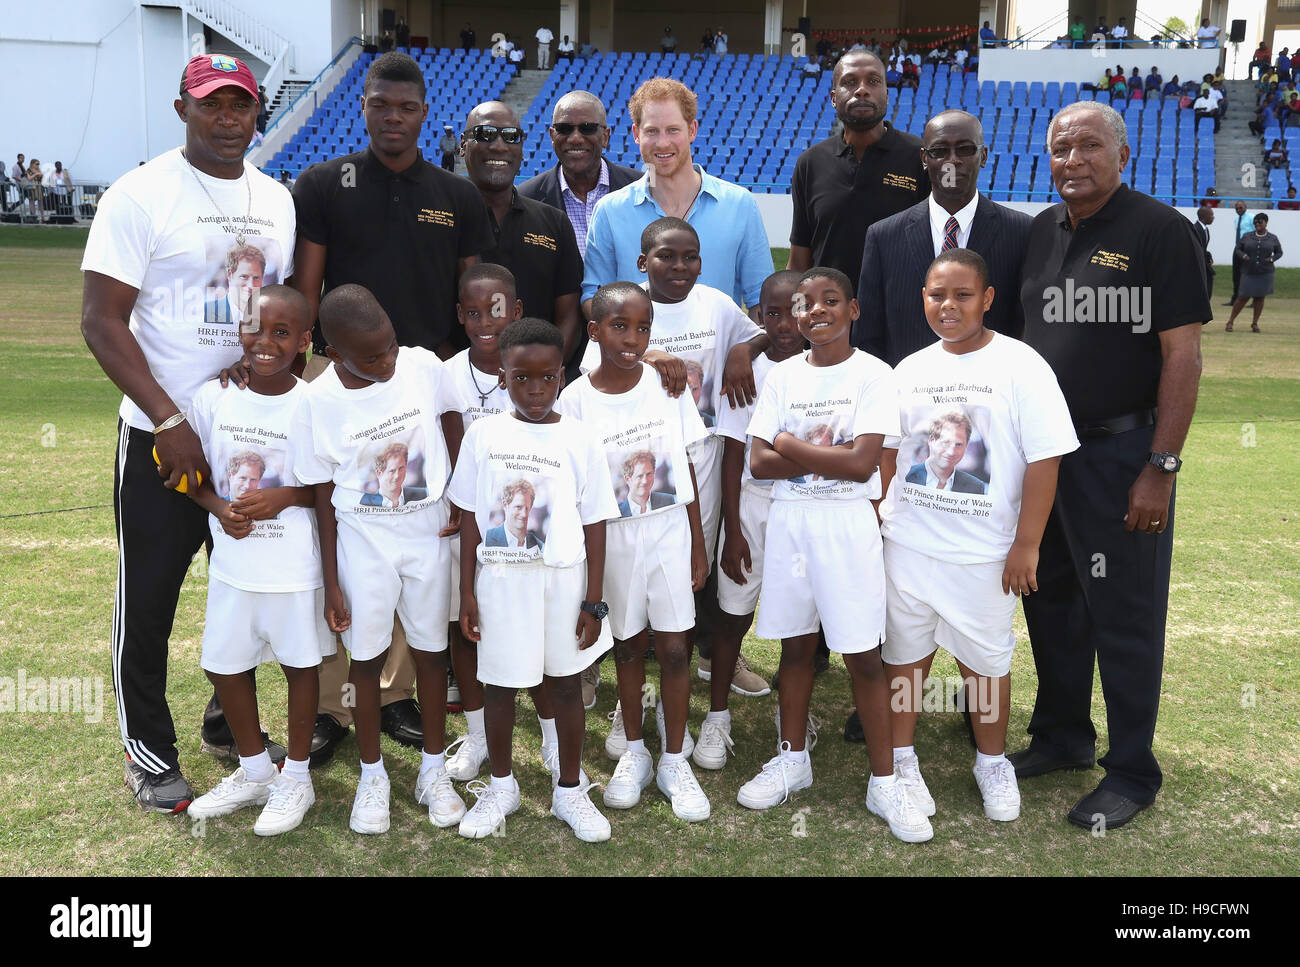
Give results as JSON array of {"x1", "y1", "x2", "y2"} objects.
[
  {"x1": 290, "y1": 52, "x2": 495, "y2": 764},
  {"x1": 1016, "y1": 101, "x2": 1206, "y2": 830},
  {"x1": 461, "y1": 100, "x2": 584, "y2": 366},
  {"x1": 788, "y1": 49, "x2": 930, "y2": 276}
]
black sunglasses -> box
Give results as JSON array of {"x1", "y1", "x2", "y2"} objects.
[
  {"x1": 465, "y1": 124, "x2": 525, "y2": 144},
  {"x1": 550, "y1": 122, "x2": 604, "y2": 136},
  {"x1": 922, "y1": 144, "x2": 983, "y2": 160}
]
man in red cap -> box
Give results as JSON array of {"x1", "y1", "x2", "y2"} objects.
[{"x1": 80, "y1": 53, "x2": 298, "y2": 813}]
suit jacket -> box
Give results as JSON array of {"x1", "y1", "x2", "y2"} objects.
[
  {"x1": 484, "y1": 524, "x2": 544, "y2": 549},
  {"x1": 854, "y1": 195, "x2": 1034, "y2": 366},
  {"x1": 905, "y1": 463, "x2": 988, "y2": 494},
  {"x1": 1193, "y1": 220, "x2": 1215, "y2": 275},
  {"x1": 617, "y1": 492, "x2": 675, "y2": 517},
  {"x1": 517, "y1": 159, "x2": 644, "y2": 213},
  {"x1": 360, "y1": 487, "x2": 428, "y2": 507}
]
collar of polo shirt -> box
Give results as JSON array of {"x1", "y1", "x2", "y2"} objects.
[
  {"x1": 835, "y1": 121, "x2": 896, "y2": 157},
  {"x1": 1056, "y1": 182, "x2": 1128, "y2": 229},
  {"x1": 362, "y1": 145, "x2": 426, "y2": 182}
]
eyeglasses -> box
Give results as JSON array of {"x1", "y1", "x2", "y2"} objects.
[
  {"x1": 550, "y1": 122, "x2": 604, "y2": 136},
  {"x1": 922, "y1": 144, "x2": 983, "y2": 160},
  {"x1": 465, "y1": 124, "x2": 525, "y2": 144}
]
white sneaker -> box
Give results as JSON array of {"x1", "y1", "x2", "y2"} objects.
[
  {"x1": 866, "y1": 777, "x2": 934, "y2": 843},
  {"x1": 974, "y1": 757, "x2": 1022, "y2": 822},
  {"x1": 605, "y1": 700, "x2": 643, "y2": 760},
  {"x1": 458, "y1": 777, "x2": 520, "y2": 838},
  {"x1": 541, "y1": 744, "x2": 589, "y2": 788},
  {"x1": 692, "y1": 716, "x2": 735, "y2": 770},
  {"x1": 414, "y1": 764, "x2": 467, "y2": 828},
  {"x1": 349, "y1": 773, "x2": 391, "y2": 835},
  {"x1": 737, "y1": 742, "x2": 814, "y2": 810},
  {"x1": 774, "y1": 708, "x2": 821, "y2": 753},
  {"x1": 254, "y1": 773, "x2": 315, "y2": 836},
  {"x1": 444, "y1": 731, "x2": 489, "y2": 781},
  {"x1": 603, "y1": 748, "x2": 653, "y2": 808},
  {"x1": 656, "y1": 756, "x2": 711, "y2": 822},
  {"x1": 188, "y1": 766, "x2": 275, "y2": 819},
  {"x1": 896, "y1": 752, "x2": 936, "y2": 817},
  {"x1": 655, "y1": 700, "x2": 695, "y2": 757},
  {"x1": 551, "y1": 781, "x2": 612, "y2": 842}
]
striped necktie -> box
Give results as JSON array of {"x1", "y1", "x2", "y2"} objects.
[{"x1": 942, "y1": 216, "x2": 960, "y2": 251}]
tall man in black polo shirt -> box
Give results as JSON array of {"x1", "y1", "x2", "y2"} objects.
[
  {"x1": 290, "y1": 52, "x2": 495, "y2": 763},
  {"x1": 787, "y1": 49, "x2": 930, "y2": 276},
  {"x1": 1016, "y1": 101, "x2": 1206, "y2": 830},
  {"x1": 461, "y1": 100, "x2": 584, "y2": 365}
]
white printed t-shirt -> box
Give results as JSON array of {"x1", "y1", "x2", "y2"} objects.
[
  {"x1": 747, "y1": 349, "x2": 899, "y2": 501},
  {"x1": 880, "y1": 333, "x2": 1079, "y2": 564},
  {"x1": 556, "y1": 364, "x2": 708, "y2": 521},
  {"x1": 446, "y1": 412, "x2": 618, "y2": 567},
  {"x1": 714, "y1": 351, "x2": 779, "y2": 491},
  {"x1": 81, "y1": 148, "x2": 296, "y2": 432},
  {"x1": 580, "y1": 283, "x2": 761, "y2": 431},
  {"x1": 189, "y1": 378, "x2": 321, "y2": 592},
  {"x1": 438, "y1": 349, "x2": 511, "y2": 429},
  {"x1": 291, "y1": 346, "x2": 450, "y2": 516}
]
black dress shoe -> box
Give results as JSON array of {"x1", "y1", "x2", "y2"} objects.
[
  {"x1": 380, "y1": 698, "x2": 424, "y2": 748},
  {"x1": 1007, "y1": 746, "x2": 1094, "y2": 778},
  {"x1": 843, "y1": 709, "x2": 864, "y2": 742},
  {"x1": 309, "y1": 714, "x2": 350, "y2": 769},
  {"x1": 201, "y1": 730, "x2": 287, "y2": 766},
  {"x1": 1067, "y1": 786, "x2": 1150, "y2": 830}
]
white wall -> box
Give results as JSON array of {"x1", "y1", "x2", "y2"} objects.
[
  {"x1": 758, "y1": 194, "x2": 1300, "y2": 268},
  {"x1": 977, "y1": 47, "x2": 1222, "y2": 85}
]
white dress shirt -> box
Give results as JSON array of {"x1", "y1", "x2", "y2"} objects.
[{"x1": 928, "y1": 192, "x2": 979, "y2": 256}]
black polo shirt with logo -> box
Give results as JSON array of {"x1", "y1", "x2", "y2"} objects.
[
  {"x1": 1020, "y1": 184, "x2": 1211, "y2": 425},
  {"x1": 293, "y1": 147, "x2": 494, "y2": 351},
  {"x1": 789, "y1": 122, "x2": 931, "y2": 278},
  {"x1": 482, "y1": 189, "x2": 583, "y2": 321}
]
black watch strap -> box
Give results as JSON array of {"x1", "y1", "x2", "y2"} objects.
[
  {"x1": 581, "y1": 600, "x2": 609, "y2": 619},
  {"x1": 1148, "y1": 451, "x2": 1182, "y2": 473}
]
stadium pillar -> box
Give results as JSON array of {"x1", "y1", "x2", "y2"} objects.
[
  {"x1": 560, "y1": 1, "x2": 578, "y2": 45},
  {"x1": 764, "y1": 0, "x2": 783, "y2": 55},
  {"x1": 589, "y1": 0, "x2": 613, "y2": 52},
  {"x1": 1262, "y1": 0, "x2": 1277, "y2": 53}
]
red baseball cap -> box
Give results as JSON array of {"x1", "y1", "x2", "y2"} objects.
[{"x1": 182, "y1": 53, "x2": 259, "y2": 102}]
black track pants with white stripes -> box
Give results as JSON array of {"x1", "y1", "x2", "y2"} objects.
[{"x1": 111, "y1": 420, "x2": 210, "y2": 774}]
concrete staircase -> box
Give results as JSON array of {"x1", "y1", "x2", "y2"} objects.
[{"x1": 1215, "y1": 79, "x2": 1270, "y2": 203}]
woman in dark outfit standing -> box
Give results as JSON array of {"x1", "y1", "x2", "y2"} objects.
[{"x1": 1225, "y1": 212, "x2": 1283, "y2": 332}]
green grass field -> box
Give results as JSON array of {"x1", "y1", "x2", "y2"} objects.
[{"x1": 1, "y1": 226, "x2": 1296, "y2": 876}]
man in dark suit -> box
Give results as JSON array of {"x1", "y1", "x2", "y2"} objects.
[
  {"x1": 517, "y1": 90, "x2": 642, "y2": 259},
  {"x1": 1193, "y1": 205, "x2": 1215, "y2": 298},
  {"x1": 855, "y1": 110, "x2": 1033, "y2": 366}
]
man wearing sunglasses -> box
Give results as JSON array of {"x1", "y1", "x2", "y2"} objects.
[
  {"x1": 855, "y1": 109, "x2": 1032, "y2": 365},
  {"x1": 461, "y1": 101, "x2": 584, "y2": 369},
  {"x1": 518, "y1": 91, "x2": 642, "y2": 259}
]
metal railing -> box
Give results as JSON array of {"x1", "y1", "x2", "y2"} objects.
[
  {"x1": 182, "y1": 0, "x2": 290, "y2": 66},
  {"x1": 0, "y1": 181, "x2": 105, "y2": 223}
]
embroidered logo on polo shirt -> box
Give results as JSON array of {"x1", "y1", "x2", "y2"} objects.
[
  {"x1": 1089, "y1": 249, "x2": 1131, "y2": 271},
  {"x1": 418, "y1": 209, "x2": 455, "y2": 227},
  {"x1": 523, "y1": 232, "x2": 557, "y2": 252},
  {"x1": 882, "y1": 172, "x2": 919, "y2": 191}
]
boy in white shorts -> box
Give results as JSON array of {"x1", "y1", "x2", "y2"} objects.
[
  {"x1": 879, "y1": 249, "x2": 1077, "y2": 823},
  {"x1": 448, "y1": 318, "x2": 618, "y2": 841},
  {"x1": 558, "y1": 282, "x2": 712, "y2": 822},
  {"x1": 186, "y1": 286, "x2": 331, "y2": 836},
  {"x1": 697, "y1": 270, "x2": 805, "y2": 771},
  {"x1": 580, "y1": 217, "x2": 771, "y2": 701},
  {"x1": 437, "y1": 265, "x2": 568, "y2": 781},
  {"x1": 292, "y1": 284, "x2": 464, "y2": 835},
  {"x1": 739, "y1": 267, "x2": 931, "y2": 844}
]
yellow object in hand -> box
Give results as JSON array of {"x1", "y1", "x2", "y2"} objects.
[{"x1": 152, "y1": 445, "x2": 202, "y2": 494}]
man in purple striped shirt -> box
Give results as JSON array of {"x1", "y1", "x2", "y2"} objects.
[{"x1": 519, "y1": 91, "x2": 642, "y2": 257}]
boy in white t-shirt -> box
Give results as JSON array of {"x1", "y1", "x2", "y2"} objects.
[
  {"x1": 740, "y1": 267, "x2": 931, "y2": 844},
  {"x1": 448, "y1": 318, "x2": 618, "y2": 841},
  {"x1": 558, "y1": 282, "x2": 713, "y2": 822},
  {"x1": 879, "y1": 249, "x2": 1078, "y2": 823},
  {"x1": 185, "y1": 286, "x2": 329, "y2": 836},
  {"x1": 696, "y1": 269, "x2": 805, "y2": 771},
  {"x1": 291, "y1": 284, "x2": 464, "y2": 835}
]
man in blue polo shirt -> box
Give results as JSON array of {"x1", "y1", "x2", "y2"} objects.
[{"x1": 581, "y1": 77, "x2": 773, "y2": 321}]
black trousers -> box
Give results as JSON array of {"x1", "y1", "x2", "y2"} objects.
[
  {"x1": 111, "y1": 421, "x2": 212, "y2": 773},
  {"x1": 1231, "y1": 253, "x2": 1242, "y2": 299},
  {"x1": 1020, "y1": 428, "x2": 1174, "y2": 804}
]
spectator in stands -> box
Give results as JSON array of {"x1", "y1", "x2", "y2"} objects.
[
  {"x1": 1251, "y1": 84, "x2": 1278, "y2": 135},
  {"x1": 1070, "y1": 16, "x2": 1086, "y2": 48},
  {"x1": 1144, "y1": 68, "x2": 1161, "y2": 92},
  {"x1": 855, "y1": 108, "x2": 1031, "y2": 365},
  {"x1": 901, "y1": 58, "x2": 920, "y2": 89},
  {"x1": 396, "y1": 18, "x2": 410, "y2": 49},
  {"x1": 47, "y1": 160, "x2": 72, "y2": 218},
  {"x1": 816, "y1": 34, "x2": 832, "y2": 59},
  {"x1": 461, "y1": 100, "x2": 584, "y2": 366},
  {"x1": 558, "y1": 35, "x2": 574, "y2": 61},
  {"x1": 980, "y1": 21, "x2": 995, "y2": 48},
  {"x1": 1259, "y1": 66, "x2": 1279, "y2": 91},
  {"x1": 289, "y1": 52, "x2": 496, "y2": 762},
  {"x1": 502, "y1": 34, "x2": 516, "y2": 59},
  {"x1": 953, "y1": 45, "x2": 969, "y2": 69},
  {"x1": 1197, "y1": 19, "x2": 1221, "y2": 49},
  {"x1": 1265, "y1": 139, "x2": 1288, "y2": 170},
  {"x1": 1110, "y1": 73, "x2": 1128, "y2": 104},
  {"x1": 536, "y1": 25, "x2": 554, "y2": 69},
  {"x1": 1225, "y1": 213, "x2": 1282, "y2": 332},
  {"x1": 25, "y1": 158, "x2": 44, "y2": 222},
  {"x1": 1194, "y1": 89, "x2": 1220, "y2": 133},
  {"x1": 661, "y1": 27, "x2": 676, "y2": 54},
  {"x1": 851, "y1": 38, "x2": 869, "y2": 52},
  {"x1": 379, "y1": 29, "x2": 394, "y2": 52},
  {"x1": 1111, "y1": 18, "x2": 1130, "y2": 48},
  {"x1": 885, "y1": 63, "x2": 902, "y2": 88},
  {"x1": 1278, "y1": 49, "x2": 1291, "y2": 82},
  {"x1": 700, "y1": 29, "x2": 714, "y2": 54},
  {"x1": 10, "y1": 153, "x2": 24, "y2": 184},
  {"x1": 1049, "y1": 36, "x2": 1070, "y2": 50},
  {"x1": 801, "y1": 58, "x2": 822, "y2": 82},
  {"x1": 713, "y1": 29, "x2": 728, "y2": 55},
  {"x1": 1193, "y1": 206, "x2": 1215, "y2": 298},
  {"x1": 1092, "y1": 16, "x2": 1108, "y2": 42},
  {"x1": 1208, "y1": 80, "x2": 1226, "y2": 117},
  {"x1": 926, "y1": 44, "x2": 944, "y2": 63},
  {"x1": 579, "y1": 41, "x2": 598, "y2": 58},
  {"x1": 1161, "y1": 75, "x2": 1181, "y2": 99},
  {"x1": 1201, "y1": 187, "x2": 1221, "y2": 208},
  {"x1": 256, "y1": 86, "x2": 269, "y2": 133},
  {"x1": 439, "y1": 124, "x2": 458, "y2": 171},
  {"x1": 278, "y1": 170, "x2": 292, "y2": 189},
  {"x1": 460, "y1": 23, "x2": 475, "y2": 51},
  {"x1": 1251, "y1": 42, "x2": 1272, "y2": 79},
  {"x1": 1277, "y1": 186, "x2": 1299, "y2": 210},
  {"x1": 509, "y1": 45, "x2": 526, "y2": 66},
  {"x1": 518, "y1": 90, "x2": 642, "y2": 262},
  {"x1": 1082, "y1": 69, "x2": 1113, "y2": 94}
]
